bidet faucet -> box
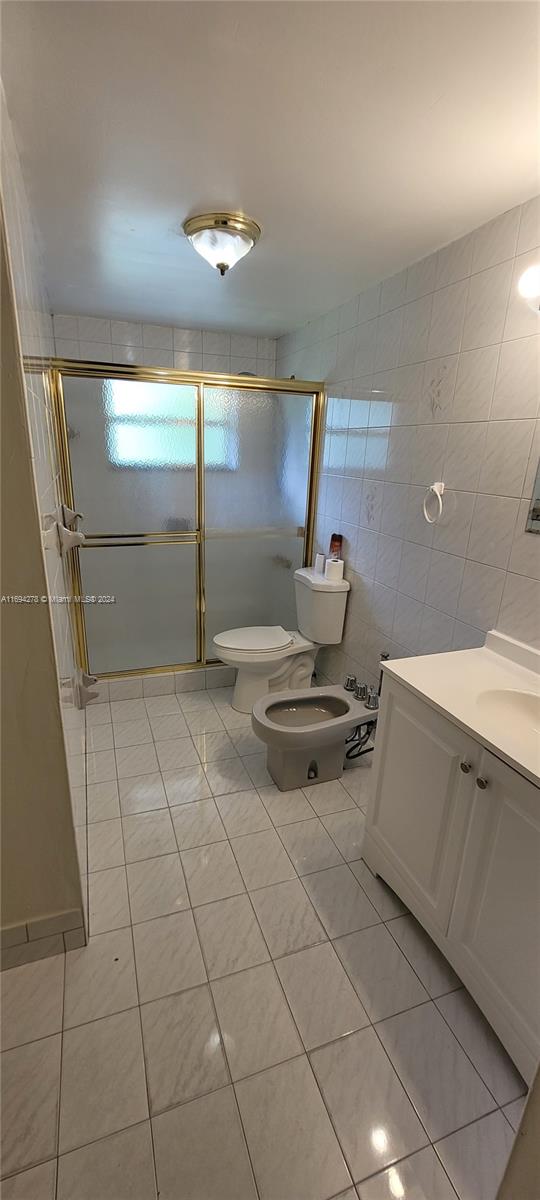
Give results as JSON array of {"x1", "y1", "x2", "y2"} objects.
[
  {"x1": 354, "y1": 682, "x2": 368, "y2": 701},
  {"x1": 364, "y1": 687, "x2": 379, "y2": 710}
]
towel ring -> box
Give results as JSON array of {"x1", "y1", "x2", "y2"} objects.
[{"x1": 423, "y1": 481, "x2": 445, "y2": 525}]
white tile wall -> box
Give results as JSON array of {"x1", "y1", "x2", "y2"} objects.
[
  {"x1": 53, "y1": 316, "x2": 277, "y2": 377},
  {"x1": 277, "y1": 197, "x2": 540, "y2": 684}
]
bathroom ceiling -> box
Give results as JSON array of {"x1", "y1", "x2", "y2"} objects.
[{"x1": 1, "y1": 1, "x2": 538, "y2": 335}]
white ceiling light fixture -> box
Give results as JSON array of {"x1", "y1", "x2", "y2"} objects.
[
  {"x1": 518, "y1": 263, "x2": 540, "y2": 313},
  {"x1": 182, "y1": 212, "x2": 261, "y2": 277}
]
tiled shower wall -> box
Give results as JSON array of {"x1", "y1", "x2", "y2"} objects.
[
  {"x1": 277, "y1": 198, "x2": 540, "y2": 686},
  {"x1": 52, "y1": 316, "x2": 277, "y2": 377}
]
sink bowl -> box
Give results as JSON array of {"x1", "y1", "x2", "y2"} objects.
[{"x1": 476, "y1": 688, "x2": 540, "y2": 734}]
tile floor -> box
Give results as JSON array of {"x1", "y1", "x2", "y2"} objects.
[{"x1": 1, "y1": 685, "x2": 527, "y2": 1199}]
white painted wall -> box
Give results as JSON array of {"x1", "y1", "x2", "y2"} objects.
[{"x1": 277, "y1": 198, "x2": 540, "y2": 686}]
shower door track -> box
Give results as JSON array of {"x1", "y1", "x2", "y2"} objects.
[{"x1": 24, "y1": 358, "x2": 326, "y2": 678}]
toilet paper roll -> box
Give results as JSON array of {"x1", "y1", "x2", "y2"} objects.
[
  {"x1": 324, "y1": 558, "x2": 344, "y2": 581},
  {"x1": 314, "y1": 553, "x2": 325, "y2": 574}
]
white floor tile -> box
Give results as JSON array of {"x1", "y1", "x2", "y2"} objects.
[
  {"x1": 435, "y1": 1111, "x2": 514, "y2": 1200},
  {"x1": 0, "y1": 955, "x2": 64, "y2": 1051},
  {"x1": 118, "y1": 773, "x2": 167, "y2": 816},
  {"x1": 171, "y1": 797, "x2": 227, "y2": 849},
  {"x1": 386, "y1": 914, "x2": 461, "y2": 998},
  {"x1": 302, "y1": 779, "x2": 355, "y2": 816},
  {"x1": 113, "y1": 718, "x2": 152, "y2": 748},
  {"x1": 86, "y1": 724, "x2": 113, "y2": 753},
  {"x1": 231, "y1": 829, "x2": 296, "y2": 890},
  {"x1": 278, "y1": 819, "x2": 344, "y2": 875},
  {"x1": 87, "y1": 780, "x2": 120, "y2": 823},
  {"x1": 86, "y1": 701, "x2": 112, "y2": 726},
  {"x1": 311, "y1": 1027, "x2": 428, "y2": 1184},
  {"x1": 321, "y1": 809, "x2": 366, "y2": 860},
  {"x1": 241, "y1": 753, "x2": 273, "y2": 788},
  {"x1": 149, "y1": 712, "x2": 189, "y2": 741},
  {"x1": 334, "y1": 925, "x2": 428, "y2": 1021},
  {"x1": 194, "y1": 894, "x2": 269, "y2": 979},
  {"x1": 377, "y1": 1002, "x2": 495, "y2": 1141},
  {"x1": 0, "y1": 1035, "x2": 61, "y2": 1177},
  {"x1": 258, "y1": 785, "x2": 316, "y2": 826},
  {"x1": 204, "y1": 758, "x2": 253, "y2": 796},
  {"x1": 1, "y1": 1159, "x2": 56, "y2": 1200},
  {"x1": 303, "y1": 865, "x2": 380, "y2": 938},
  {"x1": 185, "y1": 709, "x2": 225, "y2": 735},
  {"x1": 140, "y1": 985, "x2": 228, "y2": 1113},
  {"x1": 111, "y1": 699, "x2": 147, "y2": 723},
  {"x1": 127, "y1": 853, "x2": 189, "y2": 924},
  {"x1": 235, "y1": 1055, "x2": 352, "y2": 1200},
  {"x1": 162, "y1": 765, "x2": 211, "y2": 805},
  {"x1": 115, "y1": 743, "x2": 159, "y2": 779},
  {"x1": 88, "y1": 867, "x2": 130, "y2": 935},
  {"x1": 181, "y1": 840, "x2": 245, "y2": 905},
  {"x1": 57, "y1": 1122, "x2": 156, "y2": 1200},
  {"x1": 349, "y1": 859, "x2": 408, "y2": 920},
  {"x1": 87, "y1": 750, "x2": 117, "y2": 785},
  {"x1": 87, "y1": 819, "x2": 125, "y2": 872},
  {"x1": 155, "y1": 737, "x2": 199, "y2": 772},
  {"x1": 215, "y1": 789, "x2": 272, "y2": 838},
  {"x1": 276, "y1": 943, "x2": 369, "y2": 1050},
  {"x1": 144, "y1": 694, "x2": 180, "y2": 717},
  {"x1": 59, "y1": 1009, "x2": 148, "y2": 1154},
  {"x1": 152, "y1": 1086, "x2": 257, "y2": 1200},
  {"x1": 133, "y1": 911, "x2": 206, "y2": 1002},
  {"x1": 436, "y1": 988, "x2": 526, "y2": 1105},
  {"x1": 64, "y1": 928, "x2": 138, "y2": 1027},
  {"x1": 191, "y1": 730, "x2": 237, "y2": 762},
  {"x1": 212, "y1": 962, "x2": 303, "y2": 1080},
  {"x1": 122, "y1": 810, "x2": 176, "y2": 863},
  {"x1": 229, "y1": 728, "x2": 265, "y2": 756},
  {"x1": 356, "y1": 1146, "x2": 458, "y2": 1199},
  {"x1": 250, "y1": 879, "x2": 326, "y2": 957}
]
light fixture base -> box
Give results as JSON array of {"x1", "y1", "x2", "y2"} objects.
[{"x1": 182, "y1": 212, "x2": 261, "y2": 276}]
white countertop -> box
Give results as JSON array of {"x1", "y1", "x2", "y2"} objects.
[{"x1": 383, "y1": 631, "x2": 540, "y2": 786}]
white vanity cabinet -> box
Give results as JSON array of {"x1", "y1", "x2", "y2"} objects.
[{"x1": 363, "y1": 673, "x2": 540, "y2": 1082}]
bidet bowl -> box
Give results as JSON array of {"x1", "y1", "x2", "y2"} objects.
[{"x1": 252, "y1": 684, "x2": 367, "y2": 750}]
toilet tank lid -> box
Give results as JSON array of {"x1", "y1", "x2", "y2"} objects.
[
  {"x1": 214, "y1": 626, "x2": 293, "y2": 651},
  {"x1": 294, "y1": 568, "x2": 350, "y2": 593}
]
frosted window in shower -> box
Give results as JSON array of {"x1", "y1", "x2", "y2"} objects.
[{"x1": 63, "y1": 376, "x2": 199, "y2": 533}]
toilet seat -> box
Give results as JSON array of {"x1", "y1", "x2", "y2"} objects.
[{"x1": 214, "y1": 626, "x2": 293, "y2": 653}]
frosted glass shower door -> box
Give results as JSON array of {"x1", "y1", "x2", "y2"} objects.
[
  {"x1": 62, "y1": 374, "x2": 200, "y2": 673},
  {"x1": 204, "y1": 386, "x2": 314, "y2": 648}
]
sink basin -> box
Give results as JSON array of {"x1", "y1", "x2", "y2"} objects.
[{"x1": 476, "y1": 688, "x2": 540, "y2": 734}]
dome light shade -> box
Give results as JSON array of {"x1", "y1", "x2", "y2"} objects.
[
  {"x1": 517, "y1": 263, "x2": 540, "y2": 312},
  {"x1": 182, "y1": 213, "x2": 261, "y2": 276}
]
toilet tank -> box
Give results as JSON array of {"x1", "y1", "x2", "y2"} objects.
[{"x1": 294, "y1": 568, "x2": 350, "y2": 645}]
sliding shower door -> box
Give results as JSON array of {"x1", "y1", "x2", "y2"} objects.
[
  {"x1": 203, "y1": 386, "x2": 315, "y2": 649},
  {"x1": 61, "y1": 374, "x2": 201, "y2": 674},
  {"x1": 49, "y1": 364, "x2": 323, "y2": 676}
]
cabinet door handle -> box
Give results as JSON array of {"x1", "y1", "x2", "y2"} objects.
[
  {"x1": 460, "y1": 761, "x2": 472, "y2": 773},
  {"x1": 476, "y1": 777, "x2": 489, "y2": 790}
]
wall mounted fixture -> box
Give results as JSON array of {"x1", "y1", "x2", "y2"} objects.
[
  {"x1": 182, "y1": 212, "x2": 261, "y2": 276},
  {"x1": 518, "y1": 264, "x2": 540, "y2": 313}
]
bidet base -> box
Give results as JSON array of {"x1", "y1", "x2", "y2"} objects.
[{"x1": 267, "y1": 739, "x2": 346, "y2": 791}]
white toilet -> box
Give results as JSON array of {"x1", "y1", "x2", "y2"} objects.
[
  {"x1": 212, "y1": 567, "x2": 350, "y2": 712},
  {"x1": 252, "y1": 684, "x2": 367, "y2": 790}
]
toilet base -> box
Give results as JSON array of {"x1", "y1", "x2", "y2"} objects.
[
  {"x1": 267, "y1": 739, "x2": 346, "y2": 791},
  {"x1": 232, "y1": 649, "x2": 317, "y2": 713}
]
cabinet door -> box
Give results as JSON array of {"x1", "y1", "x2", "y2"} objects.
[
  {"x1": 368, "y1": 679, "x2": 477, "y2": 931},
  {"x1": 449, "y1": 749, "x2": 540, "y2": 1073}
]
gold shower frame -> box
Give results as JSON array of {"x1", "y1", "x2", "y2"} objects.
[{"x1": 24, "y1": 358, "x2": 326, "y2": 678}]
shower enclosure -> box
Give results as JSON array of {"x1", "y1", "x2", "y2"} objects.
[{"x1": 35, "y1": 361, "x2": 324, "y2": 677}]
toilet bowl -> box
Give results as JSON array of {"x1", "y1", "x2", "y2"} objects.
[
  {"x1": 252, "y1": 684, "x2": 366, "y2": 790},
  {"x1": 213, "y1": 568, "x2": 350, "y2": 713}
]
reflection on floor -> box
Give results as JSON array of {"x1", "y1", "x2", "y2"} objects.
[{"x1": 0, "y1": 685, "x2": 527, "y2": 1199}]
